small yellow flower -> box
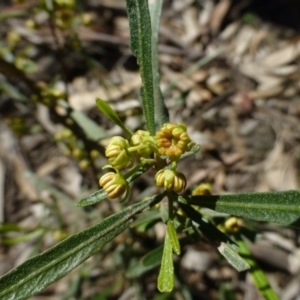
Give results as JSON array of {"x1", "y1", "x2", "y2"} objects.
[
  {"x1": 155, "y1": 169, "x2": 186, "y2": 193},
  {"x1": 105, "y1": 136, "x2": 134, "y2": 170},
  {"x1": 156, "y1": 123, "x2": 192, "y2": 161},
  {"x1": 130, "y1": 130, "x2": 156, "y2": 157},
  {"x1": 99, "y1": 172, "x2": 130, "y2": 201}
]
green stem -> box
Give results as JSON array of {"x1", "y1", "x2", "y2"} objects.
[
  {"x1": 236, "y1": 234, "x2": 279, "y2": 300},
  {"x1": 168, "y1": 195, "x2": 173, "y2": 220}
]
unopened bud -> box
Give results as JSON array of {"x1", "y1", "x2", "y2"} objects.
[
  {"x1": 155, "y1": 169, "x2": 186, "y2": 193},
  {"x1": 99, "y1": 172, "x2": 130, "y2": 201},
  {"x1": 105, "y1": 136, "x2": 134, "y2": 170}
]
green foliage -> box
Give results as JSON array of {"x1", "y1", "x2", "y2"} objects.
[
  {"x1": 148, "y1": 0, "x2": 169, "y2": 127},
  {"x1": 126, "y1": 0, "x2": 156, "y2": 135},
  {"x1": 157, "y1": 230, "x2": 174, "y2": 292},
  {"x1": 187, "y1": 190, "x2": 300, "y2": 227},
  {"x1": 179, "y1": 201, "x2": 250, "y2": 271},
  {"x1": 167, "y1": 220, "x2": 180, "y2": 255},
  {"x1": 1, "y1": 0, "x2": 300, "y2": 299},
  {"x1": 126, "y1": 245, "x2": 163, "y2": 278},
  {"x1": 96, "y1": 98, "x2": 133, "y2": 137},
  {"x1": 236, "y1": 235, "x2": 280, "y2": 300},
  {"x1": 0, "y1": 194, "x2": 164, "y2": 300}
]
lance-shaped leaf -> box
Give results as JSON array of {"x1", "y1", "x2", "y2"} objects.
[
  {"x1": 186, "y1": 190, "x2": 300, "y2": 228},
  {"x1": 126, "y1": 245, "x2": 163, "y2": 278},
  {"x1": 58, "y1": 100, "x2": 107, "y2": 141},
  {"x1": 148, "y1": 0, "x2": 169, "y2": 127},
  {"x1": 157, "y1": 230, "x2": 174, "y2": 292},
  {"x1": 179, "y1": 202, "x2": 250, "y2": 272},
  {"x1": 167, "y1": 220, "x2": 180, "y2": 255},
  {"x1": 126, "y1": 0, "x2": 155, "y2": 135},
  {"x1": 0, "y1": 194, "x2": 165, "y2": 300},
  {"x1": 130, "y1": 209, "x2": 160, "y2": 232},
  {"x1": 96, "y1": 98, "x2": 133, "y2": 137}
]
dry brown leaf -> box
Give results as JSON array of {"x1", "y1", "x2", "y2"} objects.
[
  {"x1": 199, "y1": 0, "x2": 214, "y2": 26},
  {"x1": 233, "y1": 26, "x2": 256, "y2": 56},
  {"x1": 186, "y1": 87, "x2": 212, "y2": 107},
  {"x1": 189, "y1": 70, "x2": 208, "y2": 83},
  {"x1": 209, "y1": 0, "x2": 231, "y2": 33},
  {"x1": 0, "y1": 123, "x2": 38, "y2": 201},
  {"x1": 69, "y1": 75, "x2": 141, "y2": 111},
  {"x1": 262, "y1": 43, "x2": 300, "y2": 68},
  {"x1": 219, "y1": 21, "x2": 241, "y2": 40},
  {"x1": 258, "y1": 141, "x2": 298, "y2": 191},
  {"x1": 250, "y1": 86, "x2": 283, "y2": 98},
  {"x1": 183, "y1": 7, "x2": 200, "y2": 44},
  {"x1": 267, "y1": 64, "x2": 299, "y2": 76},
  {"x1": 162, "y1": 67, "x2": 195, "y2": 91},
  {"x1": 249, "y1": 28, "x2": 270, "y2": 57}
]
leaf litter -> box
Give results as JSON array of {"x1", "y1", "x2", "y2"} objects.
[{"x1": 1, "y1": 0, "x2": 300, "y2": 299}]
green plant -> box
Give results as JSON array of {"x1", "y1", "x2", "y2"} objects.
[{"x1": 0, "y1": 1, "x2": 299, "y2": 299}]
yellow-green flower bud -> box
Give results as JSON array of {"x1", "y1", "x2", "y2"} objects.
[
  {"x1": 192, "y1": 183, "x2": 212, "y2": 196},
  {"x1": 130, "y1": 130, "x2": 156, "y2": 157},
  {"x1": 105, "y1": 136, "x2": 134, "y2": 170},
  {"x1": 54, "y1": 0, "x2": 75, "y2": 8},
  {"x1": 155, "y1": 169, "x2": 186, "y2": 193},
  {"x1": 224, "y1": 217, "x2": 244, "y2": 234},
  {"x1": 156, "y1": 123, "x2": 193, "y2": 161},
  {"x1": 99, "y1": 172, "x2": 130, "y2": 201}
]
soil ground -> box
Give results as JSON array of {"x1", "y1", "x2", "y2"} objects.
[{"x1": 1, "y1": 1, "x2": 300, "y2": 299}]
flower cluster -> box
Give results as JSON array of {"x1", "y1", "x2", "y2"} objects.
[
  {"x1": 156, "y1": 123, "x2": 193, "y2": 161},
  {"x1": 99, "y1": 123, "x2": 195, "y2": 200}
]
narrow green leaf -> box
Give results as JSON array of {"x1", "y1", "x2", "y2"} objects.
[
  {"x1": 130, "y1": 209, "x2": 160, "y2": 229},
  {"x1": 218, "y1": 242, "x2": 250, "y2": 272},
  {"x1": 57, "y1": 100, "x2": 107, "y2": 141},
  {"x1": 178, "y1": 202, "x2": 250, "y2": 271},
  {"x1": 236, "y1": 235, "x2": 280, "y2": 300},
  {"x1": 0, "y1": 195, "x2": 164, "y2": 300},
  {"x1": 95, "y1": 98, "x2": 133, "y2": 137},
  {"x1": 157, "y1": 231, "x2": 174, "y2": 292},
  {"x1": 77, "y1": 163, "x2": 152, "y2": 207},
  {"x1": 187, "y1": 190, "x2": 300, "y2": 228},
  {"x1": 25, "y1": 172, "x2": 85, "y2": 217},
  {"x1": 219, "y1": 283, "x2": 235, "y2": 300},
  {"x1": 124, "y1": 162, "x2": 152, "y2": 182},
  {"x1": 0, "y1": 9, "x2": 28, "y2": 20},
  {"x1": 167, "y1": 220, "x2": 180, "y2": 255},
  {"x1": 148, "y1": 0, "x2": 169, "y2": 127},
  {"x1": 126, "y1": 0, "x2": 155, "y2": 135},
  {"x1": 0, "y1": 80, "x2": 28, "y2": 102},
  {"x1": 76, "y1": 188, "x2": 108, "y2": 207},
  {"x1": 71, "y1": 110, "x2": 107, "y2": 141},
  {"x1": 143, "y1": 245, "x2": 164, "y2": 267},
  {"x1": 0, "y1": 223, "x2": 21, "y2": 233},
  {"x1": 126, "y1": 245, "x2": 163, "y2": 278},
  {"x1": 178, "y1": 202, "x2": 237, "y2": 249},
  {"x1": 153, "y1": 292, "x2": 173, "y2": 300},
  {"x1": 2, "y1": 229, "x2": 45, "y2": 245},
  {"x1": 184, "y1": 47, "x2": 224, "y2": 76}
]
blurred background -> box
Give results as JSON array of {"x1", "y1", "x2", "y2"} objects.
[{"x1": 1, "y1": 0, "x2": 300, "y2": 299}]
